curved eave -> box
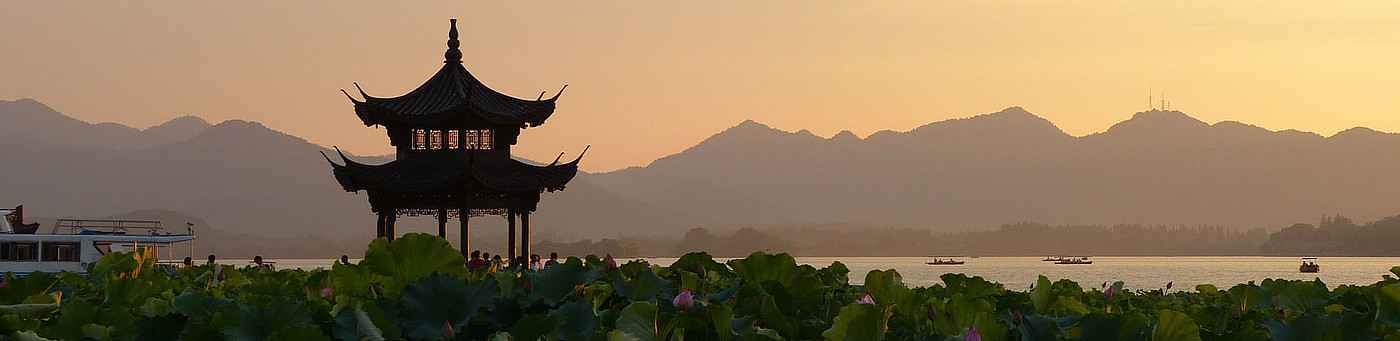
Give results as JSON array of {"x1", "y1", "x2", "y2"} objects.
[
  {"x1": 470, "y1": 154, "x2": 582, "y2": 193},
  {"x1": 321, "y1": 148, "x2": 586, "y2": 194},
  {"x1": 345, "y1": 64, "x2": 564, "y2": 127}
]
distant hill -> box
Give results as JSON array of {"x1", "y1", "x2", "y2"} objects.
[
  {"x1": 4, "y1": 99, "x2": 1399, "y2": 257},
  {"x1": 0, "y1": 99, "x2": 689, "y2": 257},
  {"x1": 0, "y1": 98, "x2": 210, "y2": 149},
  {"x1": 591, "y1": 106, "x2": 1400, "y2": 230}
]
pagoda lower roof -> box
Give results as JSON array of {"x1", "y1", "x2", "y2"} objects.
[
  {"x1": 345, "y1": 63, "x2": 564, "y2": 127},
  {"x1": 322, "y1": 149, "x2": 582, "y2": 194}
]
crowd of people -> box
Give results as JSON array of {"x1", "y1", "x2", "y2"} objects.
[{"x1": 465, "y1": 250, "x2": 560, "y2": 272}]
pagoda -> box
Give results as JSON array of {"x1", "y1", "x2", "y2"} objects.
[{"x1": 323, "y1": 19, "x2": 584, "y2": 262}]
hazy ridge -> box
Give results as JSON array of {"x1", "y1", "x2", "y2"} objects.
[
  {"x1": 3, "y1": 99, "x2": 1398, "y2": 256},
  {"x1": 593, "y1": 106, "x2": 1400, "y2": 230}
]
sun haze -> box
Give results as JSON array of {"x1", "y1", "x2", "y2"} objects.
[{"x1": 3, "y1": 1, "x2": 1399, "y2": 172}]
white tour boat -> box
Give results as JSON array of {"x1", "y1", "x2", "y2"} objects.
[{"x1": 1, "y1": 206, "x2": 196, "y2": 274}]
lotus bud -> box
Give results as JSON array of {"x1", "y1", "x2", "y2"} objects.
[
  {"x1": 673, "y1": 289, "x2": 695, "y2": 311},
  {"x1": 965, "y1": 326, "x2": 981, "y2": 341},
  {"x1": 1104, "y1": 285, "x2": 1117, "y2": 301},
  {"x1": 0, "y1": 277, "x2": 8, "y2": 289},
  {"x1": 856, "y1": 293, "x2": 876, "y2": 305},
  {"x1": 1012, "y1": 308, "x2": 1023, "y2": 324},
  {"x1": 320, "y1": 287, "x2": 333, "y2": 298},
  {"x1": 926, "y1": 304, "x2": 937, "y2": 321},
  {"x1": 442, "y1": 320, "x2": 454, "y2": 339},
  {"x1": 1166, "y1": 281, "x2": 1173, "y2": 291},
  {"x1": 605, "y1": 254, "x2": 617, "y2": 270}
]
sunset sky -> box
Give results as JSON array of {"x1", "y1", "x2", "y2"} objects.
[{"x1": 3, "y1": 1, "x2": 1399, "y2": 172}]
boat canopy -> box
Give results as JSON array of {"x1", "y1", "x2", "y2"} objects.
[{"x1": 0, "y1": 208, "x2": 11, "y2": 233}]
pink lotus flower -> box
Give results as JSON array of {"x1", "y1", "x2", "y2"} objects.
[
  {"x1": 965, "y1": 326, "x2": 981, "y2": 341},
  {"x1": 604, "y1": 254, "x2": 617, "y2": 270},
  {"x1": 320, "y1": 287, "x2": 333, "y2": 298},
  {"x1": 0, "y1": 277, "x2": 9, "y2": 289},
  {"x1": 673, "y1": 289, "x2": 695, "y2": 311},
  {"x1": 442, "y1": 320, "x2": 454, "y2": 339},
  {"x1": 856, "y1": 293, "x2": 876, "y2": 305},
  {"x1": 1104, "y1": 285, "x2": 1118, "y2": 301}
]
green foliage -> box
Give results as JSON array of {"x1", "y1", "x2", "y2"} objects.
[
  {"x1": 1152, "y1": 310, "x2": 1201, "y2": 341},
  {"x1": 360, "y1": 233, "x2": 466, "y2": 297},
  {"x1": 399, "y1": 274, "x2": 495, "y2": 340},
  {"x1": 1379, "y1": 283, "x2": 1400, "y2": 328},
  {"x1": 822, "y1": 303, "x2": 887, "y2": 341},
  {"x1": 612, "y1": 302, "x2": 660, "y2": 341},
  {"x1": 0, "y1": 237, "x2": 1397, "y2": 340}
]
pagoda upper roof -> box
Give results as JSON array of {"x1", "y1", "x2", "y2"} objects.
[
  {"x1": 342, "y1": 19, "x2": 566, "y2": 127},
  {"x1": 321, "y1": 147, "x2": 585, "y2": 194}
]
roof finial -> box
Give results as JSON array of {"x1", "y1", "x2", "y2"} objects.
[{"x1": 445, "y1": 18, "x2": 462, "y2": 64}]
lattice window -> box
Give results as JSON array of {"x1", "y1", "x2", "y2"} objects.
[
  {"x1": 446, "y1": 130, "x2": 460, "y2": 149},
  {"x1": 429, "y1": 130, "x2": 444, "y2": 150},
  {"x1": 412, "y1": 129, "x2": 427, "y2": 150},
  {"x1": 465, "y1": 129, "x2": 494, "y2": 150},
  {"x1": 479, "y1": 130, "x2": 493, "y2": 150}
]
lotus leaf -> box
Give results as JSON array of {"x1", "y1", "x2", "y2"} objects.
[
  {"x1": 400, "y1": 274, "x2": 496, "y2": 340},
  {"x1": 361, "y1": 233, "x2": 466, "y2": 297},
  {"x1": 822, "y1": 303, "x2": 887, "y2": 341},
  {"x1": 613, "y1": 302, "x2": 661, "y2": 341},
  {"x1": 1152, "y1": 310, "x2": 1201, "y2": 341}
]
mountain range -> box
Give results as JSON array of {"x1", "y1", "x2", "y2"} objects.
[
  {"x1": 594, "y1": 106, "x2": 1400, "y2": 230},
  {"x1": 2, "y1": 98, "x2": 1398, "y2": 257}
]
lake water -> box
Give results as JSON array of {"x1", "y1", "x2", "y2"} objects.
[{"x1": 238, "y1": 256, "x2": 1400, "y2": 291}]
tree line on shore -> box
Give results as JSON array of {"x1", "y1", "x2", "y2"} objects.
[
  {"x1": 1261, "y1": 214, "x2": 1400, "y2": 256},
  {"x1": 543, "y1": 214, "x2": 1400, "y2": 258}
]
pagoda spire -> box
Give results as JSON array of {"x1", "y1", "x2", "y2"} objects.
[{"x1": 445, "y1": 18, "x2": 462, "y2": 64}]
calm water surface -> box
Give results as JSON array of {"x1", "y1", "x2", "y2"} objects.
[{"x1": 242, "y1": 256, "x2": 1400, "y2": 290}]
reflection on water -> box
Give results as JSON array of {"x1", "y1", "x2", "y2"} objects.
[{"x1": 223, "y1": 256, "x2": 1400, "y2": 290}]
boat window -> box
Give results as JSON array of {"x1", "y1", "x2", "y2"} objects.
[
  {"x1": 0, "y1": 242, "x2": 39, "y2": 261},
  {"x1": 41, "y1": 242, "x2": 80, "y2": 262}
]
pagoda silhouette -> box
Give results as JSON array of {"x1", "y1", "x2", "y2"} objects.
[{"x1": 323, "y1": 19, "x2": 584, "y2": 262}]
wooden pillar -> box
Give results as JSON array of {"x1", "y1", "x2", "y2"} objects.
[
  {"x1": 436, "y1": 209, "x2": 448, "y2": 238},
  {"x1": 506, "y1": 210, "x2": 516, "y2": 267},
  {"x1": 375, "y1": 212, "x2": 387, "y2": 239},
  {"x1": 458, "y1": 209, "x2": 470, "y2": 257},
  {"x1": 520, "y1": 211, "x2": 531, "y2": 268},
  {"x1": 385, "y1": 211, "x2": 398, "y2": 241}
]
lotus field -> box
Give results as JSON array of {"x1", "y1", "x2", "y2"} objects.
[{"x1": 1, "y1": 233, "x2": 1399, "y2": 340}]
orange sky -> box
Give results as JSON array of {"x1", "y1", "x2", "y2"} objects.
[{"x1": 3, "y1": 1, "x2": 1399, "y2": 172}]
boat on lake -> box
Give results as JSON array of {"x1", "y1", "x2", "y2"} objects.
[
  {"x1": 1299, "y1": 257, "x2": 1320, "y2": 273},
  {"x1": 1055, "y1": 256, "x2": 1093, "y2": 265},
  {"x1": 1042, "y1": 256, "x2": 1066, "y2": 262},
  {"x1": 926, "y1": 257, "x2": 965, "y2": 265},
  {"x1": 1, "y1": 206, "x2": 196, "y2": 274}
]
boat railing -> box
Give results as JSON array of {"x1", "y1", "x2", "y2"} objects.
[{"x1": 53, "y1": 219, "x2": 164, "y2": 235}]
